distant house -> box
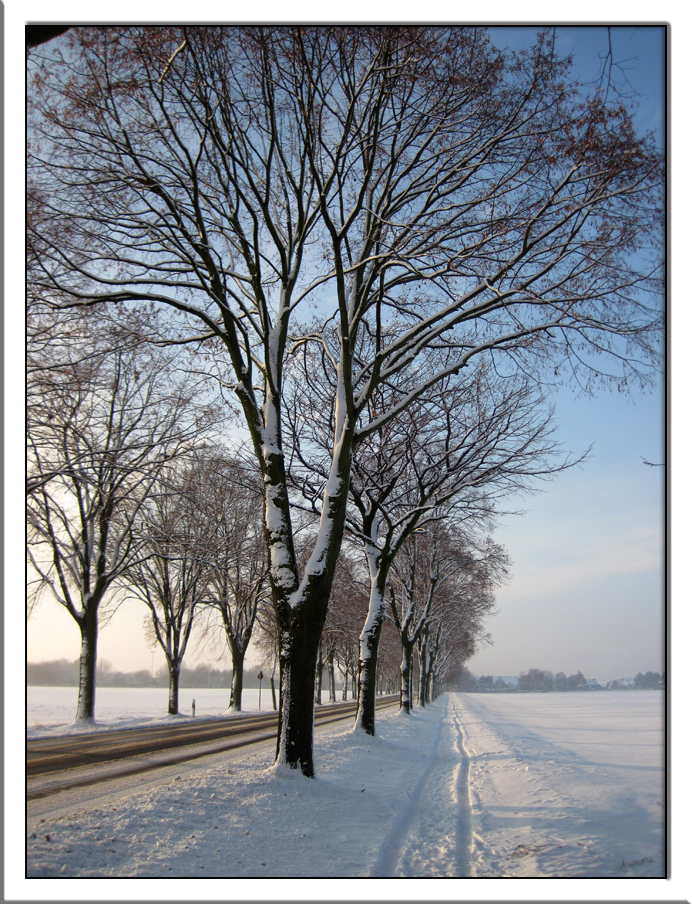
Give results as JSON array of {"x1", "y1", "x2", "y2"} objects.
[{"x1": 579, "y1": 678, "x2": 606, "y2": 690}]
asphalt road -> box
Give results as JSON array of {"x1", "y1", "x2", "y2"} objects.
[{"x1": 27, "y1": 695, "x2": 400, "y2": 803}]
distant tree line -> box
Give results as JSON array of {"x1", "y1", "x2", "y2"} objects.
[
  {"x1": 446, "y1": 667, "x2": 665, "y2": 692},
  {"x1": 631, "y1": 671, "x2": 665, "y2": 689},
  {"x1": 517, "y1": 669, "x2": 587, "y2": 692},
  {"x1": 27, "y1": 658, "x2": 270, "y2": 690}
]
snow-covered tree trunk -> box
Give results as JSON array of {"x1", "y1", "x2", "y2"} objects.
[
  {"x1": 272, "y1": 565, "x2": 345, "y2": 775},
  {"x1": 75, "y1": 605, "x2": 98, "y2": 722},
  {"x1": 269, "y1": 379, "x2": 353, "y2": 776},
  {"x1": 355, "y1": 555, "x2": 388, "y2": 735},
  {"x1": 275, "y1": 612, "x2": 330, "y2": 775},
  {"x1": 400, "y1": 638, "x2": 415, "y2": 714},
  {"x1": 431, "y1": 670, "x2": 439, "y2": 702},
  {"x1": 425, "y1": 638, "x2": 439, "y2": 704},
  {"x1": 419, "y1": 631, "x2": 429, "y2": 708}
]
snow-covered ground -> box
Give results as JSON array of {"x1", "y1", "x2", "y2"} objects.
[
  {"x1": 26, "y1": 685, "x2": 325, "y2": 737},
  {"x1": 457, "y1": 691, "x2": 665, "y2": 878},
  {"x1": 19, "y1": 689, "x2": 668, "y2": 894}
]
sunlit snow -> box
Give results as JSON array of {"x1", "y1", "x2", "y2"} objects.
[{"x1": 25, "y1": 690, "x2": 664, "y2": 879}]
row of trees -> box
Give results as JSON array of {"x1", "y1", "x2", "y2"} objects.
[
  {"x1": 25, "y1": 328, "x2": 503, "y2": 707},
  {"x1": 466, "y1": 670, "x2": 587, "y2": 692},
  {"x1": 28, "y1": 26, "x2": 663, "y2": 775},
  {"x1": 632, "y1": 671, "x2": 665, "y2": 689},
  {"x1": 517, "y1": 669, "x2": 587, "y2": 692},
  {"x1": 26, "y1": 318, "x2": 269, "y2": 716},
  {"x1": 27, "y1": 659, "x2": 268, "y2": 690},
  {"x1": 26, "y1": 315, "x2": 504, "y2": 719},
  {"x1": 454, "y1": 670, "x2": 664, "y2": 692}
]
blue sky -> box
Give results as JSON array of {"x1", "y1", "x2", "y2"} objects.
[
  {"x1": 24, "y1": 25, "x2": 667, "y2": 682},
  {"x1": 469, "y1": 381, "x2": 665, "y2": 680}
]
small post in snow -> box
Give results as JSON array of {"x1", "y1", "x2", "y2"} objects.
[
  {"x1": 191, "y1": 699, "x2": 196, "y2": 718},
  {"x1": 257, "y1": 671, "x2": 264, "y2": 711}
]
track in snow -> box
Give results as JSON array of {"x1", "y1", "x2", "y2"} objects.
[{"x1": 369, "y1": 695, "x2": 473, "y2": 877}]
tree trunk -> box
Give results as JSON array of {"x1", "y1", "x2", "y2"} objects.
[
  {"x1": 400, "y1": 639, "x2": 414, "y2": 714},
  {"x1": 168, "y1": 661, "x2": 180, "y2": 715},
  {"x1": 418, "y1": 637, "x2": 427, "y2": 709},
  {"x1": 355, "y1": 623, "x2": 381, "y2": 734},
  {"x1": 270, "y1": 675, "x2": 278, "y2": 711},
  {"x1": 266, "y1": 377, "x2": 353, "y2": 776},
  {"x1": 228, "y1": 646, "x2": 245, "y2": 712},
  {"x1": 262, "y1": 395, "x2": 351, "y2": 775},
  {"x1": 355, "y1": 565, "x2": 387, "y2": 734},
  {"x1": 327, "y1": 649, "x2": 336, "y2": 703},
  {"x1": 409, "y1": 652, "x2": 415, "y2": 710},
  {"x1": 314, "y1": 640, "x2": 323, "y2": 705},
  {"x1": 425, "y1": 651, "x2": 436, "y2": 704},
  {"x1": 274, "y1": 612, "x2": 326, "y2": 777},
  {"x1": 75, "y1": 606, "x2": 98, "y2": 722}
]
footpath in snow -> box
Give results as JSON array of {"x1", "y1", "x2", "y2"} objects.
[{"x1": 22, "y1": 691, "x2": 664, "y2": 882}]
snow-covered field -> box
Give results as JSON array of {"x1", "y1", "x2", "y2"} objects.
[
  {"x1": 457, "y1": 691, "x2": 665, "y2": 878},
  {"x1": 26, "y1": 685, "x2": 325, "y2": 737},
  {"x1": 20, "y1": 689, "x2": 667, "y2": 891}
]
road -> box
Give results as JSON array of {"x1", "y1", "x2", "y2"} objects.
[{"x1": 27, "y1": 696, "x2": 399, "y2": 816}]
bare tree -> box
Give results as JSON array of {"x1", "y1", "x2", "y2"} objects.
[
  {"x1": 418, "y1": 535, "x2": 504, "y2": 705},
  {"x1": 389, "y1": 523, "x2": 506, "y2": 712},
  {"x1": 28, "y1": 27, "x2": 663, "y2": 772},
  {"x1": 319, "y1": 552, "x2": 369, "y2": 702},
  {"x1": 318, "y1": 552, "x2": 368, "y2": 703},
  {"x1": 252, "y1": 595, "x2": 281, "y2": 711},
  {"x1": 196, "y1": 453, "x2": 269, "y2": 712},
  {"x1": 287, "y1": 351, "x2": 572, "y2": 733},
  {"x1": 122, "y1": 463, "x2": 211, "y2": 715},
  {"x1": 27, "y1": 342, "x2": 208, "y2": 722}
]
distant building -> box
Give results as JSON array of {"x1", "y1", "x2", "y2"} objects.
[{"x1": 607, "y1": 677, "x2": 636, "y2": 689}]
